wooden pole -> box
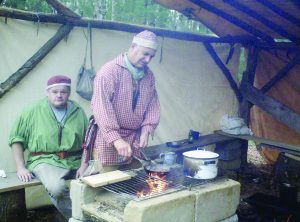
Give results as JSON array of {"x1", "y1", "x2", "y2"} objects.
[
  {"x1": 0, "y1": 24, "x2": 73, "y2": 98},
  {"x1": 239, "y1": 46, "x2": 259, "y2": 168},
  {"x1": 46, "y1": 0, "x2": 80, "y2": 18}
]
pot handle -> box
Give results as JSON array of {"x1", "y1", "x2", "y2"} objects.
[{"x1": 197, "y1": 147, "x2": 205, "y2": 151}]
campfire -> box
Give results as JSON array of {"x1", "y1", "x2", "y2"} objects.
[{"x1": 136, "y1": 172, "x2": 169, "y2": 197}]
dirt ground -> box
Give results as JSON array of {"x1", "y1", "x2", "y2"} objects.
[{"x1": 28, "y1": 144, "x2": 298, "y2": 222}]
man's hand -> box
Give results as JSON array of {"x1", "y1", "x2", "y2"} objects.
[
  {"x1": 114, "y1": 139, "x2": 132, "y2": 159},
  {"x1": 17, "y1": 167, "x2": 34, "y2": 182},
  {"x1": 76, "y1": 162, "x2": 89, "y2": 178},
  {"x1": 139, "y1": 132, "x2": 149, "y2": 148}
]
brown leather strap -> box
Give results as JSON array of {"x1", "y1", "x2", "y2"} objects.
[{"x1": 31, "y1": 150, "x2": 82, "y2": 159}]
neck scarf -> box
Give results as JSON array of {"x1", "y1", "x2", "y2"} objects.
[{"x1": 124, "y1": 53, "x2": 145, "y2": 82}]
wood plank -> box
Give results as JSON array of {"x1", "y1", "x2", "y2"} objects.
[
  {"x1": 81, "y1": 171, "x2": 131, "y2": 188},
  {"x1": 140, "y1": 133, "x2": 235, "y2": 159},
  {"x1": 190, "y1": 0, "x2": 275, "y2": 43},
  {"x1": 261, "y1": 52, "x2": 300, "y2": 93},
  {"x1": 215, "y1": 130, "x2": 300, "y2": 154},
  {"x1": 0, "y1": 172, "x2": 41, "y2": 193}
]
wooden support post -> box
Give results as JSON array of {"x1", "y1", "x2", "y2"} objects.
[
  {"x1": 0, "y1": 24, "x2": 73, "y2": 99},
  {"x1": 239, "y1": 47, "x2": 259, "y2": 168}
]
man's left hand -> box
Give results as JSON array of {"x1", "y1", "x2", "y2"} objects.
[{"x1": 139, "y1": 132, "x2": 149, "y2": 148}]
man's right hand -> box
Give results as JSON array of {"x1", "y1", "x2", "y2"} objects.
[
  {"x1": 17, "y1": 167, "x2": 34, "y2": 182},
  {"x1": 113, "y1": 139, "x2": 132, "y2": 159}
]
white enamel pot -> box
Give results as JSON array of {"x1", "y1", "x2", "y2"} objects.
[{"x1": 183, "y1": 150, "x2": 219, "y2": 179}]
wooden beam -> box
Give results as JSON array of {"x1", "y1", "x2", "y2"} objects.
[
  {"x1": 46, "y1": 0, "x2": 80, "y2": 18},
  {"x1": 261, "y1": 52, "x2": 300, "y2": 93},
  {"x1": 203, "y1": 42, "x2": 242, "y2": 102},
  {"x1": 255, "y1": 0, "x2": 300, "y2": 28},
  {"x1": 0, "y1": 24, "x2": 73, "y2": 98},
  {"x1": 223, "y1": 0, "x2": 300, "y2": 43},
  {"x1": 189, "y1": 0, "x2": 275, "y2": 44},
  {"x1": 0, "y1": 7, "x2": 259, "y2": 45},
  {"x1": 2, "y1": 7, "x2": 299, "y2": 51},
  {"x1": 241, "y1": 83, "x2": 300, "y2": 133}
]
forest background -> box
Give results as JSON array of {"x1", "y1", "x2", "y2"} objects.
[{"x1": 1, "y1": 0, "x2": 213, "y2": 34}]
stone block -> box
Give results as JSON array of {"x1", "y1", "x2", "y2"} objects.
[
  {"x1": 215, "y1": 140, "x2": 241, "y2": 161},
  {"x1": 70, "y1": 179, "x2": 102, "y2": 221},
  {"x1": 124, "y1": 190, "x2": 196, "y2": 222},
  {"x1": 194, "y1": 179, "x2": 240, "y2": 222}
]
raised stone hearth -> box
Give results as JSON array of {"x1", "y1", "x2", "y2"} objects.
[{"x1": 70, "y1": 178, "x2": 240, "y2": 222}]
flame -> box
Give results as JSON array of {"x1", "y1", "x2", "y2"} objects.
[{"x1": 137, "y1": 172, "x2": 169, "y2": 197}]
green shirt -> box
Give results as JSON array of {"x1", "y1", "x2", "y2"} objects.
[{"x1": 9, "y1": 98, "x2": 88, "y2": 171}]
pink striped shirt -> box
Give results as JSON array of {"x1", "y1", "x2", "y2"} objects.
[{"x1": 85, "y1": 54, "x2": 160, "y2": 166}]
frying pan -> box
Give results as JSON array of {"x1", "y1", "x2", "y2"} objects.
[{"x1": 133, "y1": 156, "x2": 170, "y2": 175}]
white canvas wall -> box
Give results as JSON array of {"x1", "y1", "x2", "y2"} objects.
[
  {"x1": 0, "y1": 18, "x2": 240, "y2": 207},
  {"x1": 0, "y1": 18, "x2": 241, "y2": 171}
]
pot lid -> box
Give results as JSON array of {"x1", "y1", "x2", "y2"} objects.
[{"x1": 183, "y1": 150, "x2": 219, "y2": 159}]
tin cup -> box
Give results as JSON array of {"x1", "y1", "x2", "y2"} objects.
[
  {"x1": 190, "y1": 130, "x2": 200, "y2": 140},
  {"x1": 160, "y1": 152, "x2": 177, "y2": 166}
]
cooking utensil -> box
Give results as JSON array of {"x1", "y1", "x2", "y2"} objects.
[
  {"x1": 133, "y1": 156, "x2": 170, "y2": 175},
  {"x1": 183, "y1": 150, "x2": 219, "y2": 179}
]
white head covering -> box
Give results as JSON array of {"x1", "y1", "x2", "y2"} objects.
[{"x1": 132, "y1": 30, "x2": 158, "y2": 50}]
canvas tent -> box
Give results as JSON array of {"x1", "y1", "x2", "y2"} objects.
[{"x1": 0, "y1": 0, "x2": 299, "y2": 208}]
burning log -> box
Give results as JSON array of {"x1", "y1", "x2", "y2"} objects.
[{"x1": 137, "y1": 172, "x2": 169, "y2": 198}]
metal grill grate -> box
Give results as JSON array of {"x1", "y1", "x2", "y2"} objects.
[
  {"x1": 103, "y1": 168, "x2": 186, "y2": 201},
  {"x1": 102, "y1": 166, "x2": 227, "y2": 201}
]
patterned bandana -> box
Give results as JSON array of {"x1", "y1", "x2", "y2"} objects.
[{"x1": 124, "y1": 53, "x2": 145, "y2": 82}]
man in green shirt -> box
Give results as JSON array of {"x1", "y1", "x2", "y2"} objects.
[{"x1": 9, "y1": 75, "x2": 88, "y2": 220}]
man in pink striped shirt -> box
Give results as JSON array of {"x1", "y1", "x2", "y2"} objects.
[{"x1": 78, "y1": 30, "x2": 160, "y2": 175}]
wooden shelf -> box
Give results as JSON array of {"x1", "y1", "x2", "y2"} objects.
[
  {"x1": 215, "y1": 130, "x2": 300, "y2": 155},
  {"x1": 140, "y1": 133, "x2": 235, "y2": 159}
]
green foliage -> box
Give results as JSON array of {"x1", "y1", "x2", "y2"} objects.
[
  {"x1": 238, "y1": 47, "x2": 246, "y2": 82},
  {"x1": 1, "y1": 0, "x2": 213, "y2": 35},
  {"x1": 2, "y1": 0, "x2": 52, "y2": 12}
]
